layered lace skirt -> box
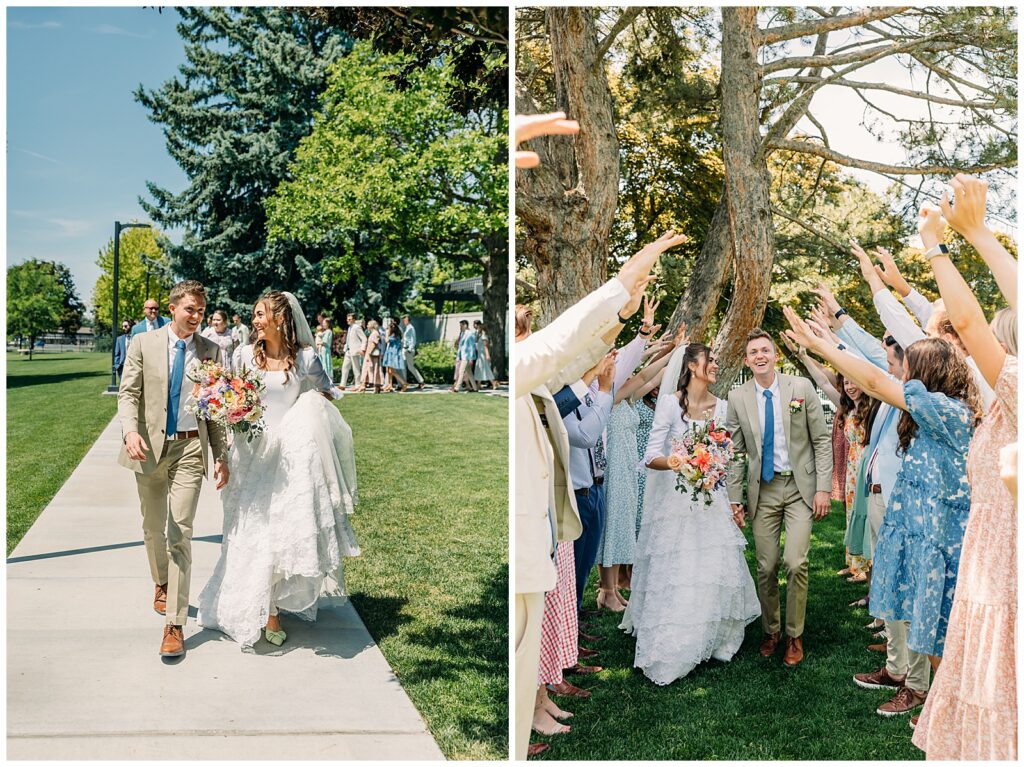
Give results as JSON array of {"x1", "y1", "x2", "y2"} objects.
[
  {"x1": 621, "y1": 477, "x2": 760, "y2": 685},
  {"x1": 198, "y1": 392, "x2": 360, "y2": 647}
]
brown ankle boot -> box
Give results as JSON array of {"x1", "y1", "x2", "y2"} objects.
[{"x1": 759, "y1": 631, "x2": 781, "y2": 657}]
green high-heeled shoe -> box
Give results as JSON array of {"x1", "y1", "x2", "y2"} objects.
[{"x1": 265, "y1": 627, "x2": 287, "y2": 646}]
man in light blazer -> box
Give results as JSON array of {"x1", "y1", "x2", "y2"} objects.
[
  {"x1": 341, "y1": 313, "x2": 366, "y2": 389},
  {"x1": 118, "y1": 280, "x2": 229, "y2": 659},
  {"x1": 725, "y1": 328, "x2": 832, "y2": 668}
]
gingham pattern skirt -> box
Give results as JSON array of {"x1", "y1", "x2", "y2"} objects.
[{"x1": 537, "y1": 541, "x2": 578, "y2": 685}]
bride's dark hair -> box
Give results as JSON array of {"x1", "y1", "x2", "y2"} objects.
[
  {"x1": 252, "y1": 291, "x2": 300, "y2": 383},
  {"x1": 675, "y1": 343, "x2": 713, "y2": 422}
]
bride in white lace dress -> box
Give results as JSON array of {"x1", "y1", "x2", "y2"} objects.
[
  {"x1": 621, "y1": 342, "x2": 759, "y2": 684},
  {"x1": 198, "y1": 291, "x2": 360, "y2": 649}
]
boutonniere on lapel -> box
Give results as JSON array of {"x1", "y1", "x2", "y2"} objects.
[{"x1": 789, "y1": 398, "x2": 805, "y2": 414}]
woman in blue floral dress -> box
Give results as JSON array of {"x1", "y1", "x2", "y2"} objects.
[
  {"x1": 784, "y1": 313, "x2": 980, "y2": 664},
  {"x1": 381, "y1": 319, "x2": 408, "y2": 392},
  {"x1": 634, "y1": 392, "x2": 657, "y2": 538}
]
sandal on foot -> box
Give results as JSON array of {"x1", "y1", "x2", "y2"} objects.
[{"x1": 265, "y1": 628, "x2": 287, "y2": 646}]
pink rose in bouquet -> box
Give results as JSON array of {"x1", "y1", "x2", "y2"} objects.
[
  {"x1": 186, "y1": 360, "x2": 267, "y2": 442},
  {"x1": 667, "y1": 419, "x2": 735, "y2": 506}
]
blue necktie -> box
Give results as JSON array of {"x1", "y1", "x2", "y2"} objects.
[
  {"x1": 167, "y1": 339, "x2": 186, "y2": 436},
  {"x1": 761, "y1": 389, "x2": 775, "y2": 484}
]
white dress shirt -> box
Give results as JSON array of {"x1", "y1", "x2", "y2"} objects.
[
  {"x1": 753, "y1": 374, "x2": 791, "y2": 472},
  {"x1": 166, "y1": 325, "x2": 199, "y2": 432}
]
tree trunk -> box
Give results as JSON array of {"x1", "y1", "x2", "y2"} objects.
[
  {"x1": 515, "y1": 8, "x2": 619, "y2": 323},
  {"x1": 481, "y1": 240, "x2": 509, "y2": 379},
  {"x1": 666, "y1": 189, "x2": 733, "y2": 342},
  {"x1": 709, "y1": 8, "x2": 776, "y2": 393}
]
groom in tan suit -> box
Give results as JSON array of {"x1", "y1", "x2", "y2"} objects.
[
  {"x1": 726, "y1": 329, "x2": 832, "y2": 667},
  {"x1": 118, "y1": 280, "x2": 229, "y2": 658}
]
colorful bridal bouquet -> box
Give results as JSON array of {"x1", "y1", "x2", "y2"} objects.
[
  {"x1": 667, "y1": 418, "x2": 735, "y2": 506},
  {"x1": 186, "y1": 360, "x2": 266, "y2": 442}
]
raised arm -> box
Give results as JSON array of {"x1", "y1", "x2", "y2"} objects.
[
  {"x1": 784, "y1": 307, "x2": 907, "y2": 412},
  {"x1": 941, "y1": 174, "x2": 1017, "y2": 311},
  {"x1": 918, "y1": 199, "x2": 1005, "y2": 389}
]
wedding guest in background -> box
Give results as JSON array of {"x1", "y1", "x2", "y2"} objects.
[
  {"x1": 912, "y1": 176, "x2": 1017, "y2": 758},
  {"x1": 230, "y1": 313, "x2": 250, "y2": 348},
  {"x1": 201, "y1": 310, "x2": 237, "y2": 374},
  {"x1": 401, "y1": 315, "x2": 426, "y2": 390},
  {"x1": 131, "y1": 298, "x2": 170, "y2": 338},
  {"x1": 341, "y1": 313, "x2": 366, "y2": 390},
  {"x1": 382, "y1": 319, "x2": 408, "y2": 393},
  {"x1": 452, "y1": 320, "x2": 479, "y2": 393},
  {"x1": 319, "y1": 318, "x2": 335, "y2": 383},
  {"x1": 356, "y1": 319, "x2": 383, "y2": 394},
  {"x1": 473, "y1": 321, "x2": 498, "y2": 390},
  {"x1": 114, "y1": 319, "x2": 133, "y2": 381}
]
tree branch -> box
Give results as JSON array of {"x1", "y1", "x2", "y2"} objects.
[
  {"x1": 762, "y1": 75, "x2": 999, "y2": 109},
  {"x1": 594, "y1": 7, "x2": 642, "y2": 64},
  {"x1": 763, "y1": 38, "x2": 960, "y2": 75},
  {"x1": 767, "y1": 137, "x2": 1011, "y2": 175},
  {"x1": 758, "y1": 7, "x2": 910, "y2": 47},
  {"x1": 771, "y1": 206, "x2": 845, "y2": 251}
]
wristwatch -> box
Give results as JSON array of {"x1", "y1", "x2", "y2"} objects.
[
  {"x1": 834, "y1": 308, "x2": 848, "y2": 320},
  {"x1": 617, "y1": 313, "x2": 629, "y2": 324},
  {"x1": 924, "y1": 243, "x2": 950, "y2": 259}
]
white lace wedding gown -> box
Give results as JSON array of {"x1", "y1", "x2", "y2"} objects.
[
  {"x1": 198, "y1": 345, "x2": 360, "y2": 647},
  {"x1": 620, "y1": 395, "x2": 760, "y2": 684}
]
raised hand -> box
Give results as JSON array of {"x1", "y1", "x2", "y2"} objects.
[
  {"x1": 782, "y1": 306, "x2": 823, "y2": 352},
  {"x1": 620, "y1": 276, "x2": 657, "y2": 320},
  {"x1": 917, "y1": 203, "x2": 948, "y2": 251},
  {"x1": 642, "y1": 294, "x2": 660, "y2": 330},
  {"x1": 779, "y1": 331, "x2": 803, "y2": 357},
  {"x1": 673, "y1": 321, "x2": 689, "y2": 347},
  {"x1": 616, "y1": 231, "x2": 688, "y2": 298},
  {"x1": 596, "y1": 352, "x2": 617, "y2": 392},
  {"x1": 872, "y1": 247, "x2": 911, "y2": 297},
  {"x1": 940, "y1": 174, "x2": 989, "y2": 240},
  {"x1": 515, "y1": 112, "x2": 580, "y2": 168},
  {"x1": 850, "y1": 240, "x2": 884, "y2": 292},
  {"x1": 813, "y1": 283, "x2": 841, "y2": 319}
]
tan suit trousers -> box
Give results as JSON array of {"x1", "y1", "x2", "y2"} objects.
[
  {"x1": 514, "y1": 591, "x2": 544, "y2": 760},
  {"x1": 752, "y1": 474, "x2": 813, "y2": 638},
  {"x1": 134, "y1": 437, "x2": 205, "y2": 626},
  {"x1": 884, "y1": 619, "x2": 931, "y2": 692},
  {"x1": 867, "y1": 492, "x2": 886, "y2": 557}
]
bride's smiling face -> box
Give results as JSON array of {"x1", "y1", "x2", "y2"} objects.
[
  {"x1": 251, "y1": 301, "x2": 282, "y2": 341},
  {"x1": 689, "y1": 353, "x2": 719, "y2": 384}
]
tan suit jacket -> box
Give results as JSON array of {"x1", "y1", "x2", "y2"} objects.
[
  {"x1": 117, "y1": 326, "x2": 229, "y2": 476},
  {"x1": 725, "y1": 372, "x2": 832, "y2": 514},
  {"x1": 514, "y1": 278, "x2": 629, "y2": 595}
]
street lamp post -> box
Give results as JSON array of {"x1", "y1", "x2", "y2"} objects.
[{"x1": 105, "y1": 221, "x2": 152, "y2": 394}]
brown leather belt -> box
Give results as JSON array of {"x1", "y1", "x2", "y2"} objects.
[
  {"x1": 869, "y1": 484, "x2": 883, "y2": 494},
  {"x1": 168, "y1": 430, "x2": 200, "y2": 440}
]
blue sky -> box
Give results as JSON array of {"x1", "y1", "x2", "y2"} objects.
[{"x1": 7, "y1": 7, "x2": 188, "y2": 310}]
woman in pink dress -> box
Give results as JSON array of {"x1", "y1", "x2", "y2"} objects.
[{"x1": 912, "y1": 176, "x2": 1017, "y2": 758}]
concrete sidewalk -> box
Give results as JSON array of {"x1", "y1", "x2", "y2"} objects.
[{"x1": 7, "y1": 419, "x2": 444, "y2": 760}]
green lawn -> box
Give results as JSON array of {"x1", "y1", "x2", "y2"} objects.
[
  {"x1": 7, "y1": 352, "x2": 118, "y2": 553},
  {"x1": 6, "y1": 353, "x2": 509, "y2": 760},
  {"x1": 532, "y1": 501, "x2": 925, "y2": 761}
]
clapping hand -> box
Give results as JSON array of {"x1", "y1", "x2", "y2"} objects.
[
  {"x1": 515, "y1": 112, "x2": 580, "y2": 168},
  {"x1": 939, "y1": 174, "x2": 988, "y2": 240}
]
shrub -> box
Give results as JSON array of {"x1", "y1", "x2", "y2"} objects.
[{"x1": 411, "y1": 341, "x2": 455, "y2": 384}]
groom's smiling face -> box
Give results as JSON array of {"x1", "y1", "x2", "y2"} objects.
[
  {"x1": 744, "y1": 337, "x2": 777, "y2": 378},
  {"x1": 169, "y1": 293, "x2": 206, "y2": 338}
]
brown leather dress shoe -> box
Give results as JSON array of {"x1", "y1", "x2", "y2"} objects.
[
  {"x1": 547, "y1": 680, "x2": 591, "y2": 699},
  {"x1": 153, "y1": 583, "x2": 168, "y2": 615},
  {"x1": 564, "y1": 662, "x2": 602, "y2": 675},
  {"x1": 159, "y1": 625, "x2": 185, "y2": 657},
  {"x1": 578, "y1": 630, "x2": 603, "y2": 644},
  {"x1": 759, "y1": 631, "x2": 781, "y2": 657},
  {"x1": 783, "y1": 636, "x2": 804, "y2": 667},
  {"x1": 578, "y1": 646, "x2": 599, "y2": 659},
  {"x1": 528, "y1": 743, "x2": 550, "y2": 757}
]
